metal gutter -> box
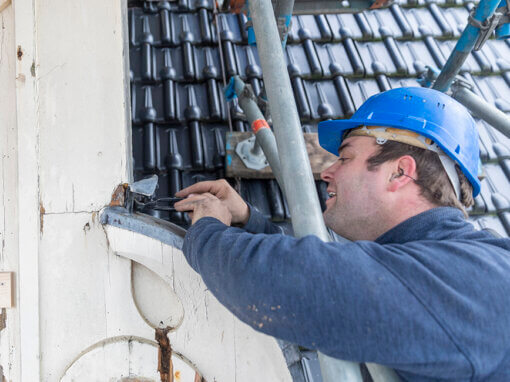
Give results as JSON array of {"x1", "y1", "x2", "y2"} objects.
[{"x1": 100, "y1": 206, "x2": 185, "y2": 249}]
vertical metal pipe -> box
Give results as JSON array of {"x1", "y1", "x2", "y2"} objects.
[
  {"x1": 433, "y1": 0, "x2": 502, "y2": 92},
  {"x1": 248, "y1": 1, "x2": 401, "y2": 381},
  {"x1": 451, "y1": 84, "x2": 510, "y2": 138},
  {"x1": 248, "y1": 0, "x2": 329, "y2": 242}
]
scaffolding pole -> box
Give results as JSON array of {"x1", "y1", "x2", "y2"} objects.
[
  {"x1": 433, "y1": 0, "x2": 502, "y2": 92},
  {"x1": 451, "y1": 83, "x2": 510, "y2": 138},
  {"x1": 248, "y1": 0, "x2": 329, "y2": 242},
  {"x1": 247, "y1": 0, "x2": 401, "y2": 381}
]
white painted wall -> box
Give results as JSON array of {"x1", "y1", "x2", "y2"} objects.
[
  {"x1": 0, "y1": 0, "x2": 290, "y2": 380},
  {"x1": 0, "y1": 3, "x2": 21, "y2": 381}
]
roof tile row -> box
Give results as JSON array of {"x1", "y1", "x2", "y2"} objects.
[{"x1": 129, "y1": 1, "x2": 510, "y2": 238}]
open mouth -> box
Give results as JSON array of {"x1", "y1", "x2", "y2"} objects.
[{"x1": 326, "y1": 192, "x2": 337, "y2": 205}]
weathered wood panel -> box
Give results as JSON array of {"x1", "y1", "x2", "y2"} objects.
[
  {"x1": 0, "y1": 4, "x2": 20, "y2": 381},
  {"x1": 226, "y1": 132, "x2": 338, "y2": 179},
  {"x1": 37, "y1": 0, "x2": 132, "y2": 213}
]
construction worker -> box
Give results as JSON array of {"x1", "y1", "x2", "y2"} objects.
[{"x1": 174, "y1": 87, "x2": 510, "y2": 380}]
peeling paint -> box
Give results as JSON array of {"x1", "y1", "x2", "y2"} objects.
[
  {"x1": 0, "y1": 308, "x2": 5, "y2": 331},
  {"x1": 39, "y1": 202, "x2": 45, "y2": 234},
  {"x1": 155, "y1": 328, "x2": 173, "y2": 382},
  {"x1": 100, "y1": 223, "x2": 111, "y2": 251},
  {"x1": 109, "y1": 183, "x2": 128, "y2": 207}
]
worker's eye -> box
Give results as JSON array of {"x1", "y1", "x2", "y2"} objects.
[{"x1": 338, "y1": 157, "x2": 349, "y2": 163}]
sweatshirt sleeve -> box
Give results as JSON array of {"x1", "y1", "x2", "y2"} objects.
[
  {"x1": 242, "y1": 203, "x2": 283, "y2": 234},
  {"x1": 182, "y1": 217, "x2": 470, "y2": 377}
]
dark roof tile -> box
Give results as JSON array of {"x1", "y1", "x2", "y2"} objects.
[
  {"x1": 405, "y1": 8, "x2": 444, "y2": 39},
  {"x1": 128, "y1": 1, "x2": 510, "y2": 236},
  {"x1": 326, "y1": 13, "x2": 366, "y2": 41},
  {"x1": 364, "y1": 8, "x2": 405, "y2": 40},
  {"x1": 346, "y1": 79, "x2": 382, "y2": 108},
  {"x1": 305, "y1": 80, "x2": 345, "y2": 120}
]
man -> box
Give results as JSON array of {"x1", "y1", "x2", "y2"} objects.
[{"x1": 174, "y1": 87, "x2": 510, "y2": 380}]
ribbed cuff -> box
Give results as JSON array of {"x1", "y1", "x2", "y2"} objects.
[{"x1": 242, "y1": 204, "x2": 268, "y2": 234}]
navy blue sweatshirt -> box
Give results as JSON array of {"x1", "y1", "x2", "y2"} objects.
[{"x1": 182, "y1": 207, "x2": 510, "y2": 381}]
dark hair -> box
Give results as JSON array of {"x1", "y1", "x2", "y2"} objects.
[{"x1": 366, "y1": 141, "x2": 474, "y2": 214}]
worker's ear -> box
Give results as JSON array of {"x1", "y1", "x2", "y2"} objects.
[{"x1": 387, "y1": 155, "x2": 417, "y2": 192}]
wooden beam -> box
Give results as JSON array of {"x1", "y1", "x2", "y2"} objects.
[
  {"x1": 0, "y1": 0, "x2": 11, "y2": 13},
  {"x1": 225, "y1": 132, "x2": 337, "y2": 179}
]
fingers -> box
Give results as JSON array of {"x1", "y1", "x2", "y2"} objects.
[
  {"x1": 173, "y1": 193, "x2": 216, "y2": 212},
  {"x1": 173, "y1": 192, "x2": 232, "y2": 226},
  {"x1": 175, "y1": 181, "x2": 220, "y2": 198},
  {"x1": 175, "y1": 179, "x2": 231, "y2": 199}
]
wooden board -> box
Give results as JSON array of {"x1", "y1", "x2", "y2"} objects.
[
  {"x1": 0, "y1": 0, "x2": 11, "y2": 13},
  {"x1": 225, "y1": 132, "x2": 337, "y2": 179},
  {"x1": 0, "y1": 272, "x2": 14, "y2": 308}
]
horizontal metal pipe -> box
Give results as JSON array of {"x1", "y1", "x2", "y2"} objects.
[
  {"x1": 433, "y1": 0, "x2": 502, "y2": 92},
  {"x1": 451, "y1": 84, "x2": 510, "y2": 138}
]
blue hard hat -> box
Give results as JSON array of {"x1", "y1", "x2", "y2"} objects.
[{"x1": 318, "y1": 87, "x2": 481, "y2": 197}]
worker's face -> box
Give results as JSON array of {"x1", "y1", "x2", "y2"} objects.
[{"x1": 320, "y1": 136, "x2": 390, "y2": 241}]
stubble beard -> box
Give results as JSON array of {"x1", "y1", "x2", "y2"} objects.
[
  {"x1": 323, "y1": 198, "x2": 365, "y2": 241},
  {"x1": 323, "y1": 201, "x2": 348, "y2": 238}
]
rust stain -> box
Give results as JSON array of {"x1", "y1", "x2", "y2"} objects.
[
  {"x1": 0, "y1": 308, "x2": 6, "y2": 332},
  {"x1": 39, "y1": 203, "x2": 45, "y2": 234},
  {"x1": 156, "y1": 328, "x2": 174, "y2": 382},
  {"x1": 228, "y1": 0, "x2": 245, "y2": 13},
  {"x1": 369, "y1": 0, "x2": 391, "y2": 9},
  {"x1": 174, "y1": 371, "x2": 181, "y2": 381},
  {"x1": 109, "y1": 183, "x2": 128, "y2": 207},
  {"x1": 17, "y1": 45, "x2": 23, "y2": 61}
]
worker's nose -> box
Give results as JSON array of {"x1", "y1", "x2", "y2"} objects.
[{"x1": 320, "y1": 161, "x2": 337, "y2": 183}]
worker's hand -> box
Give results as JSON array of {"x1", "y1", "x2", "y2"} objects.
[
  {"x1": 175, "y1": 180, "x2": 250, "y2": 225},
  {"x1": 174, "y1": 193, "x2": 232, "y2": 226}
]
